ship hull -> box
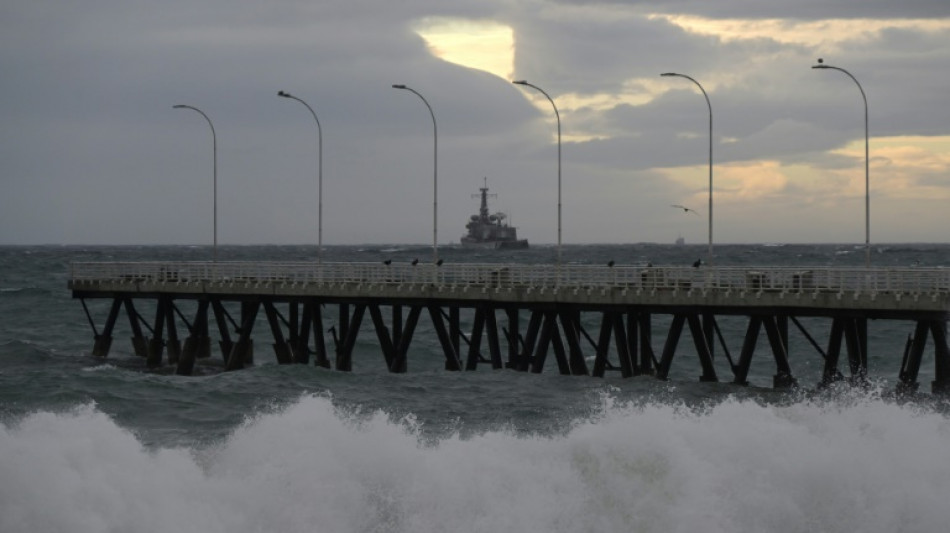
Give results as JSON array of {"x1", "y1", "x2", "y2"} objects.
[{"x1": 460, "y1": 239, "x2": 529, "y2": 250}]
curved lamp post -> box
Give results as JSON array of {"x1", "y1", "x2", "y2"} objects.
[
  {"x1": 173, "y1": 104, "x2": 217, "y2": 262},
  {"x1": 512, "y1": 80, "x2": 562, "y2": 269},
  {"x1": 392, "y1": 84, "x2": 438, "y2": 266},
  {"x1": 278, "y1": 90, "x2": 324, "y2": 264},
  {"x1": 661, "y1": 73, "x2": 713, "y2": 266},
  {"x1": 812, "y1": 59, "x2": 870, "y2": 267}
]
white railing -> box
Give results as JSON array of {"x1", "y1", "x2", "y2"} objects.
[{"x1": 69, "y1": 261, "x2": 950, "y2": 295}]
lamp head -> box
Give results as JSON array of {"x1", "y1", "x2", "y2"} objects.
[
  {"x1": 278, "y1": 90, "x2": 292, "y2": 98},
  {"x1": 812, "y1": 58, "x2": 828, "y2": 69},
  {"x1": 392, "y1": 84, "x2": 407, "y2": 89},
  {"x1": 660, "y1": 72, "x2": 678, "y2": 77},
  {"x1": 172, "y1": 104, "x2": 186, "y2": 109},
  {"x1": 512, "y1": 80, "x2": 528, "y2": 85}
]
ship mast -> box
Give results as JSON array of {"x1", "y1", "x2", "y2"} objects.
[{"x1": 475, "y1": 177, "x2": 496, "y2": 222}]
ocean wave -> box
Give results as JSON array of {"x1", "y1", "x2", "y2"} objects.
[
  {"x1": 0, "y1": 287, "x2": 51, "y2": 297},
  {"x1": 3, "y1": 393, "x2": 950, "y2": 533}
]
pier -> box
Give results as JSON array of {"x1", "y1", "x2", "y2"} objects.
[{"x1": 69, "y1": 261, "x2": 950, "y2": 393}]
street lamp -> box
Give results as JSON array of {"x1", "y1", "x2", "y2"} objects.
[
  {"x1": 661, "y1": 72, "x2": 713, "y2": 266},
  {"x1": 278, "y1": 90, "x2": 324, "y2": 264},
  {"x1": 392, "y1": 84, "x2": 438, "y2": 266},
  {"x1": 512, "y1": 80, "x2": 562, "y2": 268},
  {"x1": 812, "y1": 58, "x2": 870, "y2": 267},
  {"x1": 173, "y1": 104, "x2": 217, "y2": 262}
]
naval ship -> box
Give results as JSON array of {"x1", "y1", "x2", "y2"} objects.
[{"x1": 460, "y1": 180, "x2": 529, "y2": 249}]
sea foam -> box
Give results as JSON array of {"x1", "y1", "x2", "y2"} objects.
[{"x1": 3, "y1": 393, "x2": 950, "y2": 533}]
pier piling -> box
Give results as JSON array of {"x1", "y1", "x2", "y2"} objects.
[{"x1": 68, "y1": 261, "x2": 950, "y2": 393}]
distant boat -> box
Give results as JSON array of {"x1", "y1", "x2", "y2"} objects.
[
  {"x1": 675, "y1": 236, "x2": 685, "y2": 246},
  {"x1": 460, "y1": 179, "x2": 529, "y2": 250}
]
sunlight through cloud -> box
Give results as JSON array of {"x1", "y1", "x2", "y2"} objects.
[{"x1": 413, "y1": 17, "x2": 514, "y2": 80}]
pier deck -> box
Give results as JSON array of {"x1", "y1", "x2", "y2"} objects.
[{"x1": 69, "y1": 261, "x2": 950, "y2": 392}]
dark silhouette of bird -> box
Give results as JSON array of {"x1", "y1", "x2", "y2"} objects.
[
  {"x1": 436, "y1": 259, "x2": 444, "y2": 266},
  {"x1": 672, "y1": 204, "x2": 699, "y2": 216},
  {"x1": 692, "y1": 258, "x2": 702, "y2": 268},
  {"x1": 607, "y1": 260, "x2": 615, "y2": 267},
  {"x1": 411, "y1": 258, "x2": 419, "y2": 266},
  {"x1": 383, "y1": 259, "x2": 392, "y2": 265}
]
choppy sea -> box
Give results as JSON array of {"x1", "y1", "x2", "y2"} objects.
[{"x1": 2, "y1": 243, "x2": 950, "y2": 533}]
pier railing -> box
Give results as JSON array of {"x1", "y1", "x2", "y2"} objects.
[{"x1": 69, "y1": 261, "x2": 950, "y2": 296}]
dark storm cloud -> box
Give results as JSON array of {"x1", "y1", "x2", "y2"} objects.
[
  {"x1": 1, "y1": 0, "x2": 948, "y2": 245},
  {"x1": 551, "y1": 0, "x2": 950, "y2": 19}
]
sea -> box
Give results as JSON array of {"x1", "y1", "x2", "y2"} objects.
[{"x1": 2, "y1": 243, "x2": 950, "y2": 533}]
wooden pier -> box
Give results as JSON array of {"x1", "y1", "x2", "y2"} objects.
[{"x1": 69, "y1": 261, "x2": 950, "y2": 393}]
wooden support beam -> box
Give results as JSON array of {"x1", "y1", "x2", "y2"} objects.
[
  {"x1": 392, "y1": 305, "x2": 403, "y2": 351},
  {"x1": 560, "y1": 310, "x2": 589, "y2": 376},
  {"x1": 177, "y1": 300, "x2": 210, "y2": 376},
  {"x1": 703, "y1": 312, "x2": 715, "y2": 359},
  {"x1": 898, "y1": 320, "x2": 930, "y2": 393},
  {"x1": 337, "y1": 303, "x2": 350, "y2": 353},
  {"x1": 549, "y1": 313, "x2": 570, "y2": 375},
  {"x1": 656, "y1": 314, "x2": 687, "y2": 380},
  {"x1": 505, "y1": 308, "x2": 520, "y2": 368},
  {"x1": 733, "y1": 316, "x2": 762, "y2": 386},
  {"x1": 295, "y1": 302, "x2": 312, "y2": 364},
  {"x1": 710, "y1": 316, "x2": 737, "y2": 372},
  {"x1": 530, "y1": 311, "x2": 556, "y2": 374},
  {"x1": 820, "y1": 318, "x2": 846, "y2": 386},
  {"x1": 449, "y1": 306, "x2": 461, "y2": 358},
  {"x1": 211, "y1": 299, "x2": 233, "y2": 363},
  {"x1": 516, "y1": 310, "x2": 543, "y2": 372},
  {"x1": 236, "y1": 301, "x2": 256, "y2": 364},
  {"x1": 591, "y1": 313, "x2": 613, "y2": 378},
  {"x1": 790, "y1": 316, "x2": 828, "y2": 360},
  {"x1": 930, "y1": 321, "x2": 950, "y2": 395},
  {"x1": 146, "y1": 297, "x2": 167, "y2": 369},
  {"x1": 335, "y1": 304, "x2": 366, "y2": 372},
  {"x1": 613, "y1": 312, "x2": 634, "y2": 378},
  {"x1": 369, "y1": 304, "x2": 397, "y2": 371},
  {"x1": 843, "y1": 317, "x2": 867, "y2": 382},
  {"x1": 288, "y1": 302, "x2": 300, "y2": 354},
  {"x1": 485, "y1": 307, "x2": 503, "y2": 370},
  {"x1": 80, "y1": 298, "x2": 100, "y2": 338},
  {"x1": 225, "y1": 301, "x2": 260, "y2": 371},
  {"x1": 762, "y1": 316, "x2": 797, "y2": 389},
  {"x1": 391, "y1": 305, "x2": 422, "y2": 373},
  {"x1": 778, "y1": 315, "x2": 790, "y2": 362},
  {"x1": 124, "y1": 297, "x2": 148, "y2": 358},
  {"x1": 428, "y1": 305, "x2": 461, "y2": 371},
  {"x1": 197, "y1": 299, "x2": 213, "y2": 360},
  {"x1": 687, "y1": 314, "x2": 718, "y2": 382},
  {"x1": 263, "y1": 301, "x2": 293, "y2": 365},
  {"x1": 92, "y1": 298, "x2": 123, "y2": 357},
  {"x1": 465, "y1": 306, "x2": 486, "y2": 371},
  {"x1": 638, "y1": 313, "x2": 656, "y2": 375},
  {"x1": 311, "y1": 302, "x2": 330, "y2": 368},
  {"x1": 165, "y1": 298, "x2": 181, "y2": 366}
]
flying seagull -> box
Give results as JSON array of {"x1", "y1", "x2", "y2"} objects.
[{"x1": 671, "y1": 204, "x2": 699, "y2": 216}]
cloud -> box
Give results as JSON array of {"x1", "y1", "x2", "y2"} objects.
[{"x1": 1, "y1": 0, "x2": 948, "y2": 245}]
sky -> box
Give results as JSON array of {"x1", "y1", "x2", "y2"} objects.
[{"x1": 1, "y1": 0, "x2": 949, "y2": 246}]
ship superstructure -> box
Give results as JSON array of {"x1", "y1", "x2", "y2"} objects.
[{"x1": 460, "y1": 179, "x2": 528, "y2": 249}]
